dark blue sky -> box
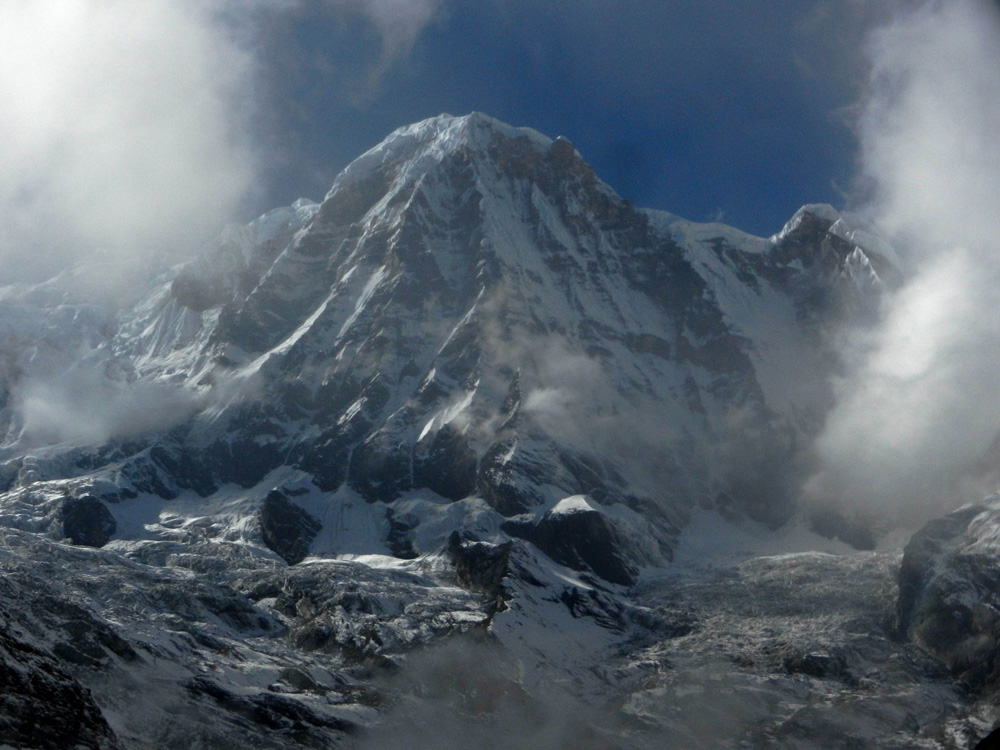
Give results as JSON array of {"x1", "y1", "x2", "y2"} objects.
[{"x1": 253, "y1": 1, "x2": 887, "y2": 237}]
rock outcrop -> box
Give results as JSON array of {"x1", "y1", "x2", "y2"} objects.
[
  {"x1": 897, "y1": 502, "x2": 1000, "y2": 688},
  {"x1": 259, "y1": 490, "x2": 322, "y2": 565},
  {"x1": 61, "y1": 496, "x2": 117, "y2": 548}
]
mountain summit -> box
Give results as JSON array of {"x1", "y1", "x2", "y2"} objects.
[{"x1": 4, "y1": 113, "x2": 888, "y2": 579}]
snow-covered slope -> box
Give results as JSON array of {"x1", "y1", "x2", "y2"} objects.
[{"x1": 3, "y1": 113, "x2": 995, "y2": 748}]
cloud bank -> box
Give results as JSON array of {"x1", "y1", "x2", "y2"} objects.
[
  {"x1": 0, "y1": 1, "x2": 260, "y2": 285},
  {"x1": 0, "y1": 0, "x2": 445, "y2": 288},
  {"x1": 814, "y1": 0, "x2": 1000, "y2": 519}
]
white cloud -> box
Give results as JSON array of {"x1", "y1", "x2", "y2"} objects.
[
  {"x1": 0, "y1": 0, "x2": 259, "y2": 285},
  {"x1": 814, "y1": 0, "x2": 1000, "y2": 519},
  {"x1": 0, "y1": 0, "x2": 449, "y2": 287},
  {"x1": 857, "y1": 0, "x2": 1000, "y2": 251}
]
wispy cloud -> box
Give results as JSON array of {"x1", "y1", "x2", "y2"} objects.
[
  {"x1": 813, "y1": 0, "x2": 1000, "y2": 519},
  {"x1": 260, "y1": 0, "x2": 446, "y2": 95},
  {"x1": 0, "y1": 0, "x2": 446, "y2": 288},
  {"x1": 0, "y1": 1, "x2": 259, "y2": 285},
  {"x1": 345, "y1": 0, "x2": 444, "y2": 62},
  {"x1": 325, "y1": 0, "x2": 447, "y2": 93}
]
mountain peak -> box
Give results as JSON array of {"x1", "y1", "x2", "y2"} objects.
[
  {"x1": 405, "y1": 111, "x2": 554, "y2": 150},
  {"x1": 324, "y1": 112, "x2": 556, "y2": 202},
  {"x1": 773, "y1": 203, "x2": 842, "y2": 241}
]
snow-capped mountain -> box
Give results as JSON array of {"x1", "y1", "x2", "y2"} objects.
[
  {"x1": 0, "y1": 113, "x2": 993, "y2": 748},
  {"x1": 0, "y1": 114, "x2": 888, "y2": 569}
]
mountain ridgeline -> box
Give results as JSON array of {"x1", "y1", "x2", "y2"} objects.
[{"x1": 3, "y1": 113, "x2": 888, "y2": 582}]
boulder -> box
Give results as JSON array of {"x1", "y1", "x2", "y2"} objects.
[
  {"x1": 896, "y1": 502, "x2": 1000, "y2": 687},
  {"x1": 60, "y1": 496, "x2": 116, "y2": 548}
]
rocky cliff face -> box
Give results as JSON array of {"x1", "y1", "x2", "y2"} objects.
[{"x1": 4, "y1": 114, "x2": 989, "y2": 748}]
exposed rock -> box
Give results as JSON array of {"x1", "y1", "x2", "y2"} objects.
[
  {"x1": 896, "y1": 503, "x2": 1000, "y2": 688},
  {"x1": 61, "y1": 495, "x2": 117, "y2": 548},
  {"x1": 549, "y1": 136, "x2": 576, "y2": 165},
  {"x1": 386, "y1": 508, "x2": 419, "y2": 559},
  {"x1": 413, "y1": 424, "x2": 477, "y2": 501},
  {"x1": 503, "y1": 501, "x2": 637, "y2": 586},
  {"x1": 0, "y1": 624, "x2": 122, "y2": 749},
  {"x1": 975, "y1": 726, "x2": 1000, "y2": 750},
  {"x1": 448, "y1": 531, "x2": 512, "y2": 603},
  {"x1": 348, "y1": 432, "x2": 412, "y2": 504},
  {"x1": 237, "y1": 560, "x2": 490, "y2": 665},
  {"x1": 37, "y1": 596, "x2": 140, "y2": 668},
  {"x1": 274, "y1": 666, "x2": 322, "y2": 693},
  {"x1": 259, "y1": 490, "x2": 322, "y2": 565},
  {"x1": 477, "y1": 439, "x2": 548, "y2": 516},
  {"x1": 809, "y1": 505, "x2": 877, "y2": 551},
  {"x1": 784, "y1": 651, "x2": 847, "y2": 679},
  {"x1": 187, "y1": 676, "x2": 356, "y2": 743}
]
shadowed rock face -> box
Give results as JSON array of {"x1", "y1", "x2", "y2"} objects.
[
  {"x1": 61, "y1": 496, "x2": 117, "y2": 548},
  {"x1": 503, "y1": 505, "x2": 638, "y2": 586},
  {"x1": 0, "y1": 572, "x2": 125, "y2": 750},
  {"x1": 974, "y1": 726, "x2": 1000, "y2": 750},
  {"x1": 0, "y1": 625, "x2": 122, "y2": 749},
  {"x1": 259, "y1": 490, "x2": 322, "y2": 565},
  {"x1": 185, "y1": 676, "x2": 357, "y2": 737},
  {"x1": 448, "y1": 531, "x2": 512, "y2": 601}
]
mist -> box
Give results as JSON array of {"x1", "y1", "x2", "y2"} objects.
[
  {"x1": 17, "y1": 372, "x2": 204, "y2": 448},
  {"x1": 0, "y1": 1, "x2": 260, "y2": 286},
  {"x1": 813, "y1": 0, "x2": 1000, "y2": 520},
  {"x1": 356, "y1": 637, "x2": 624, "y2": 750},
  {"x1": 0, "y1": 0, "x2": 446, "y2": 289},
  {"x1": 0, "y1": 0, "x2": 445, "y2": 449}
]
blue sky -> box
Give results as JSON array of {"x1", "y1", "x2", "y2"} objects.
[
  {"x1": 0, "y1": 0, "x2": 898, "y2": 281},
  {"x1": 254, "y1": 1, "x2": 888, "y2": 236}
]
